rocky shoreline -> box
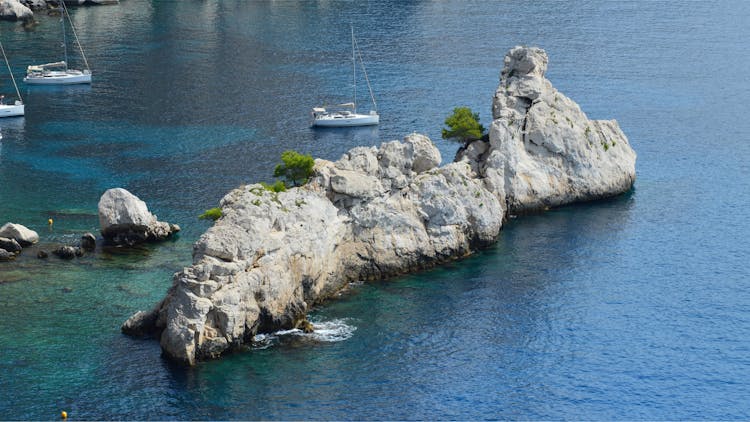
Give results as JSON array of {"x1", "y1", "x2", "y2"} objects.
[{"x1": 122, "y1": 46, "x2": 637, "y2": 365}]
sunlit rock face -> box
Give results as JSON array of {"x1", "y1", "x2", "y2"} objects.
[
  {"x1": 0, "y1": 0, "x2": 33, "y2": 21},
  {"x1": 458, "y1": 46, "x2": 636, "y2": 215},
  {"x1": 123, "y1": 47, "x2": 636, "y2": 365}
]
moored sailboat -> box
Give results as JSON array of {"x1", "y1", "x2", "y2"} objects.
[
  {"x1": 312, "y1": 26, "x2": 378, "y2": 127},
  {"x1": 24, "y1": 2, "x2": 91, "y2": 85},
  {"x1": 0, "y1": 40, "x2": 24, "y2": 118}
]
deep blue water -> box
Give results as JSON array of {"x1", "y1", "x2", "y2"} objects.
[{"x1": 1, "y1": 1, "x2": 749, "y2": 419}]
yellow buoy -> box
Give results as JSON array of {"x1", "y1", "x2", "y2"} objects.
[
  {"x1": 61, "y1": 410, "x2": 67, "y2": 419},
  {"x1": 48, "y1": 218, "x2": 54, "y2": 225}
]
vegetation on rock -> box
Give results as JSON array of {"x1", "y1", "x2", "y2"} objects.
[
  {"x1": 199, "y1": 207, "x2": 223, "y2": 221},
  {"x1": 273, "y1": 150, "x2": 315, "y2": 187},
  {"x1": 441, "y1": 107, "x2": 486, "y2": 142},
  {"x1": 260, "y1": 180, "x2": 287, "y2": 192}
]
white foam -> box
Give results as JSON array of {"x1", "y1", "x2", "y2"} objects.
[
  {"x1": 250, "y1": 318, "x2": 356, "y2": 350},
  {"x1": 307, "y1": 319, "x2": 357, "y2": 342}
]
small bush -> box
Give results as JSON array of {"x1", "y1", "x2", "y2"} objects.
[
  {"x1": 199, "y1": 207, "x2": 222, "y2": 221},
  {"x1": 273, "y1": 150, "x2": 315, "y2": 187},
  {"x1": 441, "y1": 107, "x2": 486, "y2": 143},
  {"x1": 261, "y1": 180, "x2": 287, "y2": 192}
]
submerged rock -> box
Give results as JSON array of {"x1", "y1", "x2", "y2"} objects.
[
  {"x1": 124, "y1": 46, "x2": 636, "y2": 365},
  {"x1": 98, "y1": 188, "x2": 179, "y2": 246},
  {"x1": 0, "y1": 223, "x2": 39, "y2": 247},
  {"x1": 52, "y1": 246, "x2": 77, "y2": 260}
]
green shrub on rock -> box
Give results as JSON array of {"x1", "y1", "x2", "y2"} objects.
[
  {"x1": 273, "y1": 150, "x2": 315, "y2": 187},
  {"x1": 199, "y1": 207, "x2": 223, "y2": 221},
  {"x1": 260, "y1": 180, "x2": 287, "y2": 192},
  {"x1": 441, "y1": 106, "x2": 486, "y2": 142}
]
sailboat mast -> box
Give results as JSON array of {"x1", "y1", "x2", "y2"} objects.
[
  {"x1": 353, "y1": 34, "x2": 377, "y2": 112},
  {"x1": 0, "y1": 41, "x2": 22, "y2": 103},
  {"x1": 60, "y1": 2, "x2": 68, "y2": 70},
  {"x1": 352, "y1": 25, "x2": 356, "y2": 113},
  {"x1": 62, "y1": 0, "x2": 90, "y2": 71}
]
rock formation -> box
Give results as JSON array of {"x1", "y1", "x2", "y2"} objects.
[
  {"x1": 457, "y1": 46, "x2": 636, "y2": 214},
  {"x1": 123, "y1": 46, "x2": 637, "y2": 365},
  {"x1": 0, "y1": 223, "x2": 37, "y2": 261},
  {"x1": 0, "y1": 0, "x2": 33, "y2": 21},
  {"x1": 0, "y1": 223, "x2": 39, "y2": 247},
  {"x1": 80, "y1": 232, "x2": 96, "y2": 251},
  {"x1": 98, "y1": 188, "x2": 180, "y2": 246}
]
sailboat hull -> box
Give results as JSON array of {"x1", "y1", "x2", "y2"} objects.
[
  {"x1": 0, "y1": 103, "x2": 24, "y2": 117},
  {"x1": 24, "y1": 70, "x2": 91, "y2": 85},
  {"x1": 313, "y1": 112, "x2": 379, "y2": 127}
]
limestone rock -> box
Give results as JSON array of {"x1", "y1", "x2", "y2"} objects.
[
  {"x1": 0, "y1": 223, "x2": 39, "y2": 246},
  {"x1": 458, "y1": 45, "x2": 636, "y2": 214},
  {"x1": 122, "y1": 309, "x2": 159, "y2": 337},
  {"x1": 124, "y1": 134, "x2": 500, "y2": 365},
  {"x1": 124, "y1": 47, "x2": 636, "y2": 366},
  {"x1": 0, "y1": 0, "x2": 33, "y2": 20},
  {"x1": 0, "y1": 237, "x2": 22, "y2": 254},
  {"x1": 98, "y1": 188, "x2": 179, "y2": 245},
  {"x1": 80, "y1": 232, "x2": 96, "y2": 251}
]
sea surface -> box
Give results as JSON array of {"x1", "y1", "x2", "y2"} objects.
[{"x1": 1, "y1": 1, "x2": 749, "y2": 419}]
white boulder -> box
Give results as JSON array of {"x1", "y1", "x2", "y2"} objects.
[
  {"x1": 0, "y1": 0, "x2": 32, "y2": 21},
  {"x1": 98, "y1": 188, "x2": 179, "y2": 245},
  {"x1": 0, "y1": 223, "x2": 39, "y2": 246}
]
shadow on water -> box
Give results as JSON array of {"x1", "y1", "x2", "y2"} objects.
[{"x1": 309, "y1": 124, "x2": 380, "y2": 160}]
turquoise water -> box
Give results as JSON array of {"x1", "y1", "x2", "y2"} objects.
[{"x1": 1, "y1": 1, "x2": 750, "y2": 419}]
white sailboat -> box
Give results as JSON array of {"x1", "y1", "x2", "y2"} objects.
[
  {"x1": 0, "y1": 40, "x2": 24, "y2": 117},
  {"x1": 24, "y1": 2, "x2": 91, "y2": 85},
  {"x1": 312, "y1": 26, "x2": 379, "y2": 127}
]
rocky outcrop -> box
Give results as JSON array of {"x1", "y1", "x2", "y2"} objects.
[
  {"x1": 124, "y1": 133, "x2": 502, "y2": 365},
  {"x1": 0, "y1": 0, "x2": 33, "y2": 21},
  {"x1": 0, "y1": 223, "x2": 39, "y2": 247},
  {"x1": 123, "y1": 47, "x2": 636, "y2": 365},
  {"x1": 457, "y1": 46, "x2": 636, "y2": 215},
  {"x1": 98, "y1": 188, "x2": 180, "y2": 246}
]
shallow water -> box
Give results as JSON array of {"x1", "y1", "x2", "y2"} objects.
[{"x1": 1, "y1": 1, "x2": 749, "y2": 419}]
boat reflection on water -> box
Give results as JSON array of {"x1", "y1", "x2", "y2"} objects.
[{"x1": 310, "y1": 124, "x2": 380, "y2": 160}]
